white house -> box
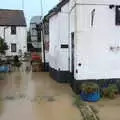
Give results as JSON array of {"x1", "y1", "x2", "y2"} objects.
[
  {"x1": 30, "y1": 16, "x2": 42, "y2": 52},
  {"x1": 0, "y1": 9, "x2": 27, "y2": 56},
  {"x1": 69, "y1": 0, "x2": 120, "y2": 92},
  {"x1": 48, "y1": 0, "x2": 120, "y2": 92}
]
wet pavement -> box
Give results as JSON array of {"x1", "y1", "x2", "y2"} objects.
[{"x1": 0, "y1": 62, "x2": 82, "y2": 120}]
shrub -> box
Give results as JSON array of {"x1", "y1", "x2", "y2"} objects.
[
  {"x1": 103, "y1": 84, "x2": 118, "y2": 99},
  {"x1": 80, "y1": 82, "x2": 99, "y2": 94},
  {"x1": 0, "y1": 37, "x2": 8, "y2": 54}
]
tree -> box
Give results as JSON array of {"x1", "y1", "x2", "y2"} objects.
[{"x1": 0, "y1": 37, "x2": 8, "y2": 54}]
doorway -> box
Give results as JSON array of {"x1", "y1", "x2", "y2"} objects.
[{"x1": 71, "y1": 32, "x2": 74, "y2": 76}]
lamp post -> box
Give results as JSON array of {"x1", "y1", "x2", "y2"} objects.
[
  {"x1": 41, "y1": 0, "x2": 43, "y2": 17},
  {"x1": 40, "y1": 0, "x2": 46, "y2": 71},
  {"x1": 22, "y1": 0, "x2": 24, "y2": 10}
]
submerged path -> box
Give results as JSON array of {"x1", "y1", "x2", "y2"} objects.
[{"x1": 0, "y1": 62, "x2": 82, "y2": 120}]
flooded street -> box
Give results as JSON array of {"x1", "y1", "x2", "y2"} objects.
[
  {"x1": 90, "y1": 98, "x2": 120, "y2": 120},
  {"x1": 0, "y1": 62, "x2": 82, "y2": 120}
]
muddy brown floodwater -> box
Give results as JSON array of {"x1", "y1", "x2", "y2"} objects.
[
  {"x1": 89, "y1": 98, "x2": 120, "y2": 120},
  {"x1": 0, "y1": 62, "x2": 82, "y2": 120}
]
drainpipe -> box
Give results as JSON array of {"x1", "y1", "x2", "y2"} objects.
[
  {"x1": 68, "y1": 4, "x2": 71, "y2": 73},
  {"x1": 4, "y1": 26, "x2": 9, "y2": 42},
  {"x1": 68, "y1": 1, "x2": 77, "y2": 74},
  {"x1": 41, "y1": 22, "x2": 46, "y2": 71},
  {"x1": 74, "y1": 1, "x2": 77, "y2": 77},
  {"x1": 4, "y1": 28, "x2": 5, "y2": 41},
  {"x1": 3, "y1": 26, "x2": 9, "y2": 56}
]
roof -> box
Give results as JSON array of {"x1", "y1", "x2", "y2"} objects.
[
  {"x1": 45, "y1": 0, "x2": 69, "y2": 19},
  {"x1": 0, "y1": 9, "x2": 26, "y2": 26},
  {"x1": 57, "y1": 0, "x2": 69, "y2": 10},
  {"x1": 78, "y1": 0, "x2": 120, "y2": 5},
  {"x1": 30, "y1": 16, "x2": 42, "y2": 24}
]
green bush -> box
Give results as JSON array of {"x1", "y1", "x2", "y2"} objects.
[
  {"x1": 80, "y1": 82, "x2": 99, "y2": 94},
  {"x1": 73, "y1": 95, "x2": 85, "y2": 108},
  {"x1": 0, "y1": 37, "x2": 8, "y2": 54},
  {"x1": 103, "y1": 84, "x2": 118, "y2": 99}
]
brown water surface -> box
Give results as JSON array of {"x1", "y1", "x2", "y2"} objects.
[{"x1": 0, "y1": 62, "x2": 82, "y2": 120}]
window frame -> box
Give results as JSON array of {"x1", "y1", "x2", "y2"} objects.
[
  {"x1": 11, "y1": 26, "x2": 16, "y2": 35},
  {"x1": 91, "y1": 9, "x2": 95, "y2": 27},
  {"x1": 11, "y1": 43, "x2": 17, "y2": 52}
]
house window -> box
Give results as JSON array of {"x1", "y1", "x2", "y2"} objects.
[
  {"x1": 116, "y1": 6, "x2": 120, "y2": 25},
  {"x1": 11, "y1": 43, "x2": 16, "y2": 52},
  {"x1": 91, "y1": 9, "x2": 95, "y2": 27},
  {"x1": 11, "y1": 26, "x2": 16, "y2": 34}
]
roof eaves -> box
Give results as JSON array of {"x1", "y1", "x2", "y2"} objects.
[
  {"x1": 2, "y1": 24, "x2": 27, "y2": 27},
  {"x1": 45, "y1": 0, "x2": 69, "y2": 20},
  {"x1": 57, "y1": 0, "x2": 69, "y2": 9}
]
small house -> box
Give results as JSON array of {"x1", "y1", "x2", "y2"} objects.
[
  {"x1": 30, "y1": 16, "x2": 42, "y2": 52},
  {"x1": 0, "y1": 9, "x2": 27, "y2": 56}
]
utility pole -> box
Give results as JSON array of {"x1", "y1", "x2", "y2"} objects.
[
  {"x1": 40, "y1": 0, "x2": 46, "y2": 70},
  {"x1": 41, "y1": 0, "x2": 43, "y2": 17},
  {"x1": 22, "y1": 0, "x2": 24, "y2": 10}
]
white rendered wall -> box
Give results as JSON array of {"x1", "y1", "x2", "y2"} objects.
[
  {"x1": 49, "y1": 14, "x2": 59, "y2": 70},
  {"x1": 0, "y1": 26, "x2": 27, "y2": 56},
  {"x1": 73, "y1": 3, "x2": 120, "y2": 80},
  {"x1": 49, "y1": 0, "x2": 120, "y2": 80},
  {"x1": 44, "y1": 34, "x2": 49, "y2": 63},
  {"x1": 49, "y1": 3, "x2": 69, "y2": 71}
]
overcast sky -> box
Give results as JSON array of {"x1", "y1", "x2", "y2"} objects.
[{"x1": 0, "y1": 0, "x2": 59, "y2": 25}]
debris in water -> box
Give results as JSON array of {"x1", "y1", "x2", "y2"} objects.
[
  {"x1": 47, "y1": 97, "x2": 56, "y2": 102},
  {"x1": 33, "y1": 96, "x2": 56, "y2": 103},
  {"x1": 19, "y1": 94, "x2": 26, "y2": 99},
  {"x1": 73, "y1": 95, "x2": 100, "y2": 120},
  {"x1": 5, "y1": 96, "x2": 15, "y2": 100}
]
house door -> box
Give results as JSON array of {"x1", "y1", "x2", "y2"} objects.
[{"x1": 71, "y1": 32, "x2": 74, "y2": 75}]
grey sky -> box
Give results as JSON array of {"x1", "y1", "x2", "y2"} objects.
[{"x1": 0, "y1": 0, "x2": 59, "y2": 25}]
